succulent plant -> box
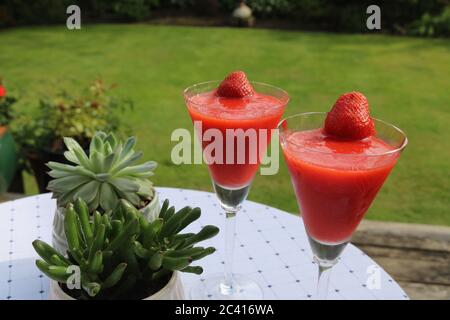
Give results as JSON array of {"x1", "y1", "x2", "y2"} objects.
[
  {"x1": 33, "y1": 198, "x2": 219, "y2": 300},
  {"x1": 47, "y1": 131, "x2": 156, "y2": 212}
]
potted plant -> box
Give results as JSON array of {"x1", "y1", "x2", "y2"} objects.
[
  {"x1": 33, "y1": 198, "x2": 219, "y2": 300},
  {"x1": 11, "y1": 79, "x2": 132, "y2": 192},
  {"x1": 0, "y1": 78, "x2": 21, "y2": 193},
  {"x1": 47, "y1": 131, "x2": 159, "y2": 254}
]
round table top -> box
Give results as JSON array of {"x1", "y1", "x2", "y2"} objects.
[{"x1": 0, "y1": 187, "x2": 408, "y2": 300}]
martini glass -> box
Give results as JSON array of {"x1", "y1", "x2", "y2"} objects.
[
  {"x1": 184, "y1": 81, "x2": 289, "y2": 299},
  {"x1": 278, "y1": 112, "x2": 407, "y2": 299}
]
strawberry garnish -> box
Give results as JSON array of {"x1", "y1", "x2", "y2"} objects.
[
  {"x1": 217, "y1": 71, "x2": 254, "y2": 98},
  {"x1": 324, "y1": 91, "x2": 375, "y2": 140}
]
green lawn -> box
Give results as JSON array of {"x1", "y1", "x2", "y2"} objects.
[{"x1": 1, "y1": 24, "x2": 449, "y2": 225}]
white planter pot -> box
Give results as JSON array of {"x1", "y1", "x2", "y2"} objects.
[
  {"x1": 52, "y1": 192, "x2": 161, "y2": 254},
  {"x1": 49, "y1": 271, "x2": 185, "y2": 300}
]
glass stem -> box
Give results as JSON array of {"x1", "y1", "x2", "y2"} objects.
[
  {"x1": 220, "y1": 210, "x2": 236, "y2": 295},
  {"x1": 316, "y1": 264, "x2": 332, "y2": 300}
]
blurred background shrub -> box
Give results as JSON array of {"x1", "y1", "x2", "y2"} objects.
[
  {"x1": 0, "y1": 0, "x2": 448, "y2": 35},
  {"x1": 9, "y1": 79, "x2": 132, "y2": 192},
  {"x1": 11, "y1": 79, "x2": 132, "y2": 154}
]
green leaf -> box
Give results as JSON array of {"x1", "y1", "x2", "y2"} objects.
[
  {"x1": 63, "y1": 137, "x2": 93, "y2": 170},
  {"x1": 177, "y1": 207, "x2": 201, "y2": 233},
  {"x1": 148, "y1": 251, "x2": 163, "y2": 271},
  {"x1": 109, "y1": 178, "x2": 140, "y2": 193},
  {"x1": 94, "y1": 173, "x2": 110, "y2": 182},
  {"x1": 64, "y1": 150, "x2": 81, "y2": 165},
  {"x1": 106, "y1": 219, "x2": 139, "y2": 252},
  {"x1": 181, "y1": 266, "x2": 203, "y2": 275},
  {"x1": 47, "y1": 175, "x2": 91, "y2": 193},
  {"x1": 50, "y1": 254, "x2": 70, "y2": 267},
  {"x1": 133, "y1": 241, "x2": 150, "y2": 259},
  {"x1": 99, "y1": 182, "x2": 119, "y2": 211},
  {"x1": 47, "y1": 170, "x2": 76, "y2": 179},
  {"x1": 119, "y1": 136, "x2": 136, "y2": 161},
  {"x1": 191, "y1": 247, "x2": 216, "y2": 260},
  {"x1": 74, "y1": 198, "x2": 93, "y2": 245},
  {"x1": 72, "y1": 180, "x2": 100, "y2": 204},
  {"x1": 88, "y1": 251, "x2": 103, "y2": 274},
  {"x1": 103, "y1": 153, "x2": 117, "y2": 172},
  {"x1": 136, "y1": 179, "x2": 153, "y2": 198},
  {"x1": 89, "y1": 224, "x2": 105, "y2": 259},
  {"x1": 64, "y1": 205, "x2": 80, "y2": 252},
  {"x1": 111, "y1": 151, "x2": 143, "y2": 174},
  {"x1": 104, "y1": 142, "x2": 113, "y2": 155},
  {"x1": 88, "y1": 189, "x2": 101, "y2": 212},
  {"x1": 116, "y1": 188, "x2": 141, "y2": 207},
  {"x1": 32, "y1": 240, "x2": 71, "y2": 266},
  {"x1": 90, "y1": 133, "x2": 104, "y2": 155},
  {"x1": 81, "y1": 275, "x2": 101, "y2": 297},
  {"x1": 35, "y1": 260, "x2": 70, "y2": 283},
  {"x1": 150, "y1": 218, "x2": 164, "y2": 234},
  {"x1": 47, "y1": 161, "x2": 78, "y2": 173},
  {"x1": 159, "y1": 199, "x2": 169, "y2": 218},
  {"x1": 162, "y1": 256, "x2": 191, "y2": 271},
  {"x1": 102, "y1": 263, "x2": 127, "y2": 289},
  {"x1": 90, "y1": 150, "x2": 105, "y2": 172},
  {"x1": 181, "y1": 225, "x2": 220, "y2": 247},
  {"x1": 105, "y1": 133, "x2": 118, "y2": 149},
  {"x1": 115, "y1": 161, "x2": 157, "y2": 177},
  {"x1": 73, "y1": 167, "x2": 97, "y2": 179},
  {"x1": 164, "y1": 247, "x2": 204, "y2": 258}
]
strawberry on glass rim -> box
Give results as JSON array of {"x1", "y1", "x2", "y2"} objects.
[
  {"x1": 324, "y1": 91, "x2": 375, "y2": 140},
  {"x1": 216, "y1": 70, "x2": 255, "y2": 98}
]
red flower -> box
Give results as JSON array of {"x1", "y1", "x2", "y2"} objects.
[{"x1": 0, "y1": 85, "x2": 6, "y2": 97}]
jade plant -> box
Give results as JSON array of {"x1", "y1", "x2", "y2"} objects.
[
  {"x1": 33, "y1": 198, "x2": 219, "y2": 300},
  {"x1": 47, "y1": 131, "x2": 156, "y2": 212}
]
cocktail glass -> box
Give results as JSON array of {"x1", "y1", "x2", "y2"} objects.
[
  {"x1": 278, "y1": 112, "x2": 407, "y2": 299},
  {"x1": 184, "y1": 81, "x2": 289, "y2": 299}
]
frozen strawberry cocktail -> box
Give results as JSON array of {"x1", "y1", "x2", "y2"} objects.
[
  {"x1": 184, "y1": 72, "x2": 289, "y2": 299},
  {"x1": 185, "y1": 71, "x2": 288, "y2": 188},
  {"x1": 281, "y1": 92, "x2": 405, "y2": 244}
]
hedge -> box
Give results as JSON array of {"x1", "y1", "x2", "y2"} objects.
[{"x1": 0, "y1": 0, "x2": 448, "y2": 36}]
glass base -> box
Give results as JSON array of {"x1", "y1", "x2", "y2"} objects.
[
  {"x1": 308, "y1": 236, "x2": 348, "y2": 268},
  {"x1": 212, "y1": 182, "x2": 251, "y2": 212},
  {"x1": 190, "y1": 273, "x2": 264, "y2": 300}
]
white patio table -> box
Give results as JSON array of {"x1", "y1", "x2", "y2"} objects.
[{"x1": 0, "y1": 187, "x2": 408, "y2": 300}]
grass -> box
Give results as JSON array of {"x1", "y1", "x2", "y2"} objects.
[{"x1": 0, "y1": 24, "x2": 449, "y2": 225}]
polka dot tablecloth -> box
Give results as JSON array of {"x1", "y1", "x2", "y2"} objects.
[{"x1": 0, "y1": 187, "x2": 408, "y2": 300}]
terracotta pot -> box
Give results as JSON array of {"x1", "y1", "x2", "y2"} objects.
[
  {"x1": 49, "y1": 271, "x2": 185, "y2": 300},
  {"x1": 52, "y1": 191, "x2": 161, "y2": 254}
]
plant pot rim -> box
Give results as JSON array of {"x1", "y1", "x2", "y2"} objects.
[
  {"x1": 50, "y1": 270, "x2": 180, "y2": 300},
  {"x1": 54, "y1": 189, "x2": 158, "y2": 213}
]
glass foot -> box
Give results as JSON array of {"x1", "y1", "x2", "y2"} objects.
[{"x1": 190, "y1": 273, "x2": 264, "y2": 300}]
